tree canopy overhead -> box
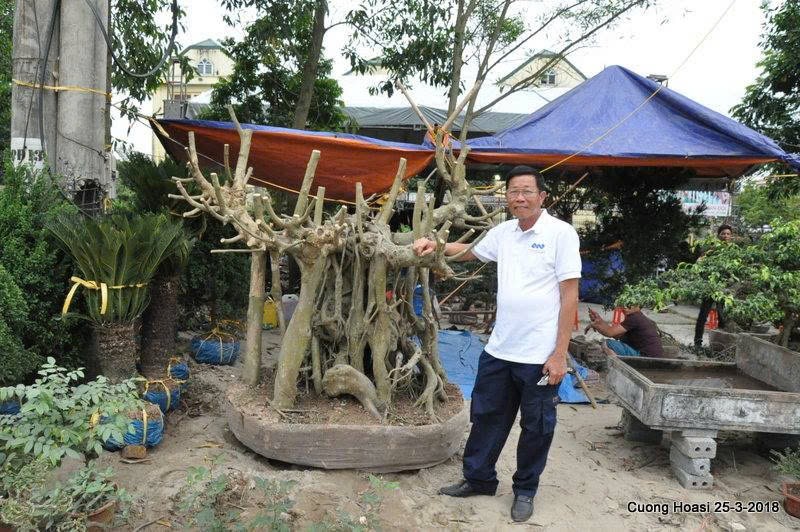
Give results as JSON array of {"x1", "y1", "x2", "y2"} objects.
[
  {"x1": 732, "y1": 0, "x2": 800, "y2": 156},
  {"x1": 346, "y1": 0, "x2": 654, "y2": 125}
]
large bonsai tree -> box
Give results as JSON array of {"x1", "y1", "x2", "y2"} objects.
[
  {"x1": 171, "y1": 107, "x2": 502, "y2": 418},
  {"x1": 619, "y1": 219, "x2": 800, "y2": 348}
]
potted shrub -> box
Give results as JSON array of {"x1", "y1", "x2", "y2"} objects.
[
  {"x1": 0, "y1": 458, "x2": 129, "y2": 530},
  {"x1": 48, "y1": 214, "x2": 185, "y2": 380},
  {"x1": 773, "y1": 448, "x2": 800, "y2": 519}
]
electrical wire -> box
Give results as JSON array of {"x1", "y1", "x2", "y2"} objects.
[{"x1": 82, "y1": 0, "x2": 180, "y2": 79}]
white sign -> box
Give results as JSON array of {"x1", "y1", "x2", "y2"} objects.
[
  {"x1": 677, "y1": 190, "x2": 731, "y2": 217},
  {"x1": 10, "y1": 137, "x2": 45, "y2": 171}
]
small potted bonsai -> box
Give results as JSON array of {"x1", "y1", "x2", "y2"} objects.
[
  {"x1": 0, "y1": 459, "x2": 129, "y2": 530},
  {"x1": 773, "y1": 447, "x2": 800, "y2": 518}
]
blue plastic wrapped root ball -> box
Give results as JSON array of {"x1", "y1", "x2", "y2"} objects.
[
  {"x1": 167, "y1": 357, "x2": 190, "y2": 391},
  {"x1": 191, "y1": 335, "x2": 240, "y2": 365},
  {"x1": 102, "y1": 403, "x2": 165, "y2": 450},
  {"x1": 142, "y1": 378, "x2": 181, "y2": 414},
  {"x1": 0, "y1": 399, "x2": 21, "y2": 416}
]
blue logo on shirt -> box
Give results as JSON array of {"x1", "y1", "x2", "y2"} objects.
[{"x1": 531, "y1": 242, "x2": 545, "y2": 249}]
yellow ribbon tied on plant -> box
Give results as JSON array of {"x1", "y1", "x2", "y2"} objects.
[
  {"x1": 141, "y1": 407, "x2": 149, "y2": 445},
  {"x1": 61, "y1": 276, "x2": 147, "y2": 316}
]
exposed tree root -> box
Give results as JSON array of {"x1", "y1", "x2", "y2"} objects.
[{"x1": 322, "y1": 364, "x2": 385, "y2": 421}]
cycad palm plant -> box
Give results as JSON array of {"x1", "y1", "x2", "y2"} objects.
[
  {"x1": 139, "y1": 235, "x2": 192, "y2": 377},
  {"x1": 117, "y1": 154, "x2": 195, "y2": 377},
  {"x1": 48, "y1": 214, "x2": 185, "y2": 380}
]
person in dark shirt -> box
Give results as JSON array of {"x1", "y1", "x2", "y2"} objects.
[
  {"x1": 587, "y1": 305, "x2": 665, "y2": 358},
  {"x1": 693, "y1": 224, "x2": 733, "y2": 347}
]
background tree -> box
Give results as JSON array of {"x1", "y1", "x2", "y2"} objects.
[
  {"x1": 621, "y1": 220, "x2": 800, "y2": 348},
  {"x1": 206, "y1": 0, "x2": 344, "y2": 131},
  {"x1": 346, "y1": 0, "x2": 653, "y2": 128},
  {"x1": 0, "y1": 0, "x2": 13, "y2": 157},
  {"x1": 578, "y1": 169, "x2": 703, "y2": 304},
  {"x1": 736, "y1": 181, "x2": 800, "y2": 228},
  {"x1": 731, "y1": 0, "x2": 800, "y2": 197},
  {"x1": 109, "y1": 0, "x2": 192, "y2": 121}
]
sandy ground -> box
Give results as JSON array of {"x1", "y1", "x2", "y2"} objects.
[{"x1": 93, "y1": 308, "x2": 799, "y2": 531}]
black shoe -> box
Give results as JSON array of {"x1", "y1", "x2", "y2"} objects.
[
  {"x1": 438, "y1": 479, "x2": 492, "y2": 498},
  {"x1": 511, "y1": 494, "x2": 534, "y2": 522}
]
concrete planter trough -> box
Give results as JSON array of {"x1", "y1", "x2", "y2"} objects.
[
  {"x1": 707, "y1": 329, "x2": 774, "y2": 356},
  {"x1": 606, "y1": 334, "x2": 800, "y2": 489}
]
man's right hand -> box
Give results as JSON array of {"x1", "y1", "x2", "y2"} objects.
[{"x1": 412, "y1": 238, "x2": 436, "y2": 257}]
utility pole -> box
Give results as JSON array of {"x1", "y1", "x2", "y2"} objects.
[
  {"x1": 57, "y1": 0, "x2": 111, "y2": 209},
  {"x1": 10, "y1": 0, "x2": 59, "y2": 172},
  {"x1": 11, "y1": 0, "x2": 112, "y2": 210}
]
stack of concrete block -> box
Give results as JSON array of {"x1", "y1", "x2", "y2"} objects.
[{"x1": 669, "y1": 430, "x2": 717, "y2": 489}]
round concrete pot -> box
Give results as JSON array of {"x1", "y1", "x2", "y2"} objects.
[{"x1": 226, "y1": 385, "x2": 469, "y2": 473}]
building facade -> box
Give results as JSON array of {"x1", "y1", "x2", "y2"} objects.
[{"x1": 150, "y1": 39, "x2": 234, "y2": 161}]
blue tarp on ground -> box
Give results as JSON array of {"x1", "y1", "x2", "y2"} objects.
[
  {"x1": 438, "y1": 330, "x2": 484, "y2": 398},
  {"x1": 438, "y1": 330, "x2": 589, "y2": 403},
  {"x1": 464, "y1": 65, "x2": 800, "y2": 176}
]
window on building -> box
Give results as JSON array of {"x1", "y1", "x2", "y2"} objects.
[
  {"x1": 540, "y1": 69, "x2": 557, "y2": 86},
  {"x1": 196, "y1": 59, "x2": 214, "y2": 76}
]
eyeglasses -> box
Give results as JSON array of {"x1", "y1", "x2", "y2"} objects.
[{"x1": 505, "y1": 189, "x2": 541, "y2": 199}]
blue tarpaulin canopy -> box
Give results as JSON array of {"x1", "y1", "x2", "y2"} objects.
[{"x1": 465, "y1": 66, "x2": 800, "y2": 177}]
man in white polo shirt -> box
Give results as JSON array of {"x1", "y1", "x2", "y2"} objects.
[{"x1": 412, "y1": 165, "x2": 581, "y2": 522}]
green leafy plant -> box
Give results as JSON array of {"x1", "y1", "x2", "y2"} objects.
[
  {"x1": 621, "y1": 219, "x2": 800, "y2": 347},
  {"x1": 310, "y1": 474, "x2": 399, "y2": 532},
  {"x1": 772, "y1": 447, "x2": 800, "y2": 480},
  {"x1": 0, "y1": 264, "x2": 41, "y2": 385},
  {"x1": 175, "y1": 453, "x2": 296, "y2": 531},
  {"x1": 48, "y1": 213, "x2": 185, "y2": 325},
  {"x1": 0, "y1": 358, "x2": 144, "y2": 467},
  {"x1": 615, "y1": 278, "x2": 672, "y2": 311},
  {"x1": 0, "y1": 160, "x2": 86, "y2": 384},
  {"x1": 180, "y1": 220, "x2": 250, "y2": 328},
  {"x1": 0, "y1": 458, "x2": 129, "y2": 530}
]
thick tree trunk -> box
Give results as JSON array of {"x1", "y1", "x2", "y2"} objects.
[
  {"x1": 292, "y1": 0, "x2": 327, "y2": 130},
  {"x1": 243, "y1": 251, "x2": 267, "y2": 386},
  {"x1": 367, "y1": 256, "x2": 393, "y2": 404},
  {"x1": 779, "y1": 315, "x2": 796, "y2": 348},
  {"x1": 93, "y1": 322, "x2": 138, "y2": 381},
  {"x1": 140, "y1": 270, "x2": 180, "y2": 378},
  {"x1": 272, "y1": 258, "x2": 327, "y2": 408},
  {"x1": 346, "y1": 253, "x2": 367, "y2": 371}
]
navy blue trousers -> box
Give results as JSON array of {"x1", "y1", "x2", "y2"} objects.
[{"x1": 463, "y1": 351, "x2": 558, "y2": 497}]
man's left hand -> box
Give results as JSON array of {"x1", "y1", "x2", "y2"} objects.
[{"x1": 542, "y1": 353, "x2": 568, "y2": 385}]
